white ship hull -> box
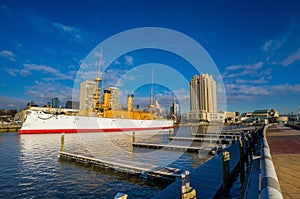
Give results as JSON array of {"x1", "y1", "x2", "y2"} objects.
[{"x1": 19, "y1": 110, "x2": 174, "y2": 134}]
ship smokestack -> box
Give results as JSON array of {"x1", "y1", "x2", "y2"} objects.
[
  {"x1": 127, "y1": 94, "x2": 133, "y2": 112},
  {"x1": 104, "y1": 90, "x2": 111, "y2": 109}
]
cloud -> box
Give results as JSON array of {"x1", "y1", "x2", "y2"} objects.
[
  {"x1": 281, "y1": 48, "x2": 300, "y2": 67},
  {"x1": 0, "y1": 95, "x2": 28, "y2": 110},
  {"x1": 262, "y1": 39, "x2": 285, "y2": 52},
  {"x1": 5, "y1": 63, "x2": 74, "y2": 80},
  {"x1": 26, "y1": 81, "x2": 74, "y2": 104},
  {"x1": 223, "y1": 61, "x2": 263, "y2": 78},
  {"x1": 26, "y1": 14, "x2": 91, "y2": 44},
  {"x1": 125, "y1": 55, "x2": 134, "y2": 66},
  {"x1": 1, "y1": 4, "x2": 14, "y2": 18},
  {"x1": 271, "y1": 83, "x2": 300, "y2": 94},
  {"x1": 5, "y1": 68, "x2": 19, "y2": 76},
  {"x1": 225, "y1": 82, "x2": 300, "y2": 104},
  {"x1": 0, "y1": 50, "x2": 15, "y2": 61},
  {"x1": 51, "y1": 21, "x2": 88, "y2": 44}
]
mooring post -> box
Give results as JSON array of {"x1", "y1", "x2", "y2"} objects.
[
  {"x1": 61, "y1": 134, "x2": 65, "y2": 152},
  {"x1": 181, "y1": 171, "x2": 196, "y2": 199},
  {"x1": 222, "y1": 147, "x2": 231, "y2": 198},
  {"x1": 244, "y1": 135, "x2": 249, "y2": 168},
  {"x1": 248, "y1": 133, "x2": 253, "y2": 162},
  {"x1": 169, "y1": 128, "x2": 172, "y2": 137},
  {"x1": 132, "y1": 131, "x2": 135, "y2": 143},
  {"x1": 239, "y1": 137, "x2": 245, "y2": 184}
]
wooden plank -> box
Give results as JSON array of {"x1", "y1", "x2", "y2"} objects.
[
  {"x1": 169, "y1": 136, "x2": 234, "y2": 143},
  {"x1": 132, "y1": 142, "x2": 208, "y2": 153}
]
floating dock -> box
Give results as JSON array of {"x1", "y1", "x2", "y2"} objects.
[
  {"x1": 169, "y1": 136, "x2": 235, "y2": 144},
  {"x1": 132, "y1": 142, "x2": 211, "y2": 153},
  {"x1": 58, "y1": 151, "x2": 185, "y2": 180}
]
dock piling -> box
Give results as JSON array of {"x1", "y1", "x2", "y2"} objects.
[
  {"x1": 61, "y1": 134, "x2": 65, "y2": 152},
  {"x1": 239, "y1": 137, "x2": 245, "y2": 184},
  {"x1": 222, "y1": 148, "x2": 231, "y2": 198},
  {"x1": 181, "y1": 171, "x2": 196, "y2": 199},
  {"x1": 132, "y1": 131, "x2": 135, "y2": 143}
]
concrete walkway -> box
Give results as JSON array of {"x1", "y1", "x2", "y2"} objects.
[{"x1": 266, "y1": 124, "x2": 300, "y2": 199}]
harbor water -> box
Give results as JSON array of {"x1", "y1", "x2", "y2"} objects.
[{"x1": 0, "y1": 125, "x2": 242, "y2": 198}]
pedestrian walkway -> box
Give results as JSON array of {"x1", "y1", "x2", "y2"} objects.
[{"x1": 266, "y1": 124, "x2": 300, "y2": 199}]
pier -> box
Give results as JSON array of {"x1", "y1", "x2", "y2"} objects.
[
  {"x1": 58, "y1": 125, "x2": 266, "y2": 198},
  {"x1": 0, "y1": 124, "x2": 22, "y2": 132}
]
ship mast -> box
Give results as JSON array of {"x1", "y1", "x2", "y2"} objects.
[
  {"x1": 94, "y1": 47, "x2": 103, "y2": 111},
  {"x1": 149, "y1": 68, "x2": 154, "y2": 110}
]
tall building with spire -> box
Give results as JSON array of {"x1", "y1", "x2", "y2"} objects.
[
  {"x1": 80, "y1": 80, "x2": 96, "y2": 111},
  {"x1": 189, "y1": 74, "x2": 217, "y2": 122}
]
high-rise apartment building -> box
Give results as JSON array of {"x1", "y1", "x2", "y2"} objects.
[
  {"x1": 52, "y1": 97, "x2": 60, "y2": 108},
  {"x1": 189, "y1": 74, "x2": 217, "y2": 121},
  {"x1": 80, "y1": 80, "x2": 96, "y2": 111},
  {"x1": 106, "y1": 86, "x2": 121, "y2": 110}
]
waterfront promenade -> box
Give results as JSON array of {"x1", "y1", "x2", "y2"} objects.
[{"x1": 266, "y1": 124, "x2": 300, "y2": 198}]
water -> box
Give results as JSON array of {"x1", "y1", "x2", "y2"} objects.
[{"x1": 0, "y1": 127, "x2": 213, "y2": 198}]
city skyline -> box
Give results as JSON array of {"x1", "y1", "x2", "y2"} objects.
[{"x1": 1, "y1": 1, "x2": 300, "y2": 114}]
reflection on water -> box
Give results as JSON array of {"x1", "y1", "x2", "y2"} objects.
[{"x1": 0, "y1": 125, "x2": 218, "y2": 198}]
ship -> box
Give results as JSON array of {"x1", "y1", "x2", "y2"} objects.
[{"x1": 19, "y1": 49, "x2": 173, "y2": 134}]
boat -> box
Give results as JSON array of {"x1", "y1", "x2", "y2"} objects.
[{"x1": 19, "y1": 49, "x2": 173, "y2": 134}]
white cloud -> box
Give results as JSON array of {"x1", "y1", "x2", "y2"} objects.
[
  {"x1": 271, "y1": 83, "x2": 300, "y2": 94},
  {"x1": 223, "y1": 61, "x2": 263, "y2": 79},
  {"x1": 0, "y1": 95, "x2": 27, "y2": 110},
  {"x1": 0, "y1": 50, "x2": 15, "y2": 61},
  {"x1": 26, "y1": 14, "x2": 91, "y2": 44},
  {"x1": 26, "y1": 81, "x2": 74, "y2": 105},
  {"x1": 51, "y1": 21, "x2": 88, "y2": 44},
  {"x1": 125, "y1": 55, "x2": 134, "y2": 66},
  {"x1": 5, "y1": 63, "x2": 74, "y2": 81},
  {"x1": 281, "y1": 48, "x2": 300, "y2": 67},
  {"x1": 262, "y1": 39, "x2": 285, "y2": 52},
  {"x1": 1, "y1": 4, "x2": 14, "y2": 18}
]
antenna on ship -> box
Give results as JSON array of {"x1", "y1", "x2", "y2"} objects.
[
  {"x1": 149, "y1": 68, "x2": 154, "y2": 111},
  {"x1": 94, "y1": 47, "x2": 103, "y2": 111}
]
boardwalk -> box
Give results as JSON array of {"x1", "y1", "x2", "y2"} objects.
[{"x1": 266, "y1": 124, "x2": 300, "y2": 199}]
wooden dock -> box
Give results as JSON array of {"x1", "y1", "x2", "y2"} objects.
[
  {"x1": 58, "y1": 151, "x2": 185, "y2": 180},
  {"x1": 192, "y1": 133, "x2": 240, "y2": 139},
  {"x1": 169, "y1": 136, "x2": 235, "y2": 144},
  {"x1": 132, "y1": 142, "x2": 212, "y2": 153},
  {"x1": 0, "y1": 124, "x2": 22, "y2": 132}
]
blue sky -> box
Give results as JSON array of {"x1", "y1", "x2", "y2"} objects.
[{"x1": 0, "y1": 0, "x2": 300, "y2": 115}]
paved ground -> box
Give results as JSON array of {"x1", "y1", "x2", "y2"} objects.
[{"x1": 266, "y1": 124, "x2": 300, "y2": 199}]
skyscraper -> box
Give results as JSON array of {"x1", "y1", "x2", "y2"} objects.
[
  {"x1": 52, "y1": 97, "x2": 60, "y2": 108},
  {"x1": 189, "y1": 74, "x2": 217, "y2": 121},
  {"x1": 80, "y1": 80, "x2": 96, "y2": 111},
  {"x1": 106, "y1": 86, "x2": 121, "y2": 110}
]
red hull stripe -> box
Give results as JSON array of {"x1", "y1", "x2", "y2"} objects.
[{"x1": 18, "y1": 126, "x2": 174, "y2": 134}]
